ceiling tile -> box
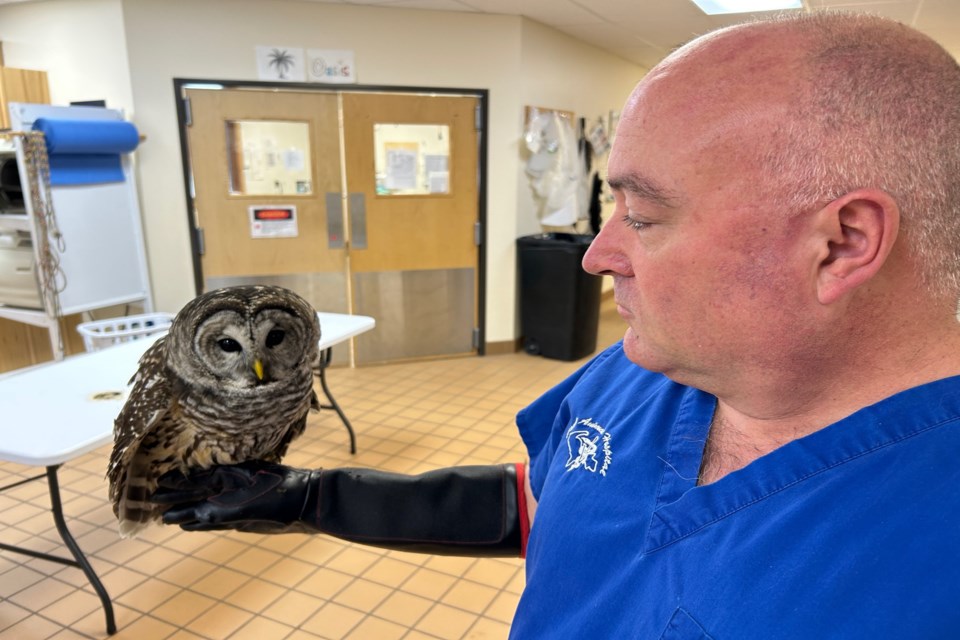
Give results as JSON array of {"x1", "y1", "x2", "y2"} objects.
[
  {"x1": 503, "y1": 0, "x2": 608, "y2": 26},
  {"x1": 355, "y1": 0, "x2": 476, "y2": 9},
  {"x1": 455, "y1": 0, "x2": 522, "y2": 14}
]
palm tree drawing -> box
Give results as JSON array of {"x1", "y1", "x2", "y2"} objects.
[{"x1": 268, "y1": 48, "x2": 296, "y2": 79}]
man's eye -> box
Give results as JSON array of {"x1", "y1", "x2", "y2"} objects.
[
  {"x1": 217, "y1": 338, "x2": 242, "y2": 353},
  {"x1": 621, "y1": 214, "x2": 652, "y2": 231}
]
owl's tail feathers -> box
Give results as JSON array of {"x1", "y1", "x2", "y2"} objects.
[
  {"x1": 117, "y1": 473, "x2": 158, "y2": 539},
  {"x1": 119, "y1": 517, "x2": 150, "y2": 539}
]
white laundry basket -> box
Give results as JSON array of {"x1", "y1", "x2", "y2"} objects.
[{"x1": 76, "y1": 312, "x2": 175, "y2": 352}]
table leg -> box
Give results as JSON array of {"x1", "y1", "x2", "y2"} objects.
[
  {"x1": 316, "y1": 347, "x2": 357, "y2": 454},
  {"x1": 45, "y1": 465, "x2": 116, "y2": 635}
]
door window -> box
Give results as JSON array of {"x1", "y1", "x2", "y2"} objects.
[
  {"x1": 373, "y1": 123, "x2": 450, "y2": 195},
  {"x1": 225, "y1": 120, "x2": 313, "y2": 196}
]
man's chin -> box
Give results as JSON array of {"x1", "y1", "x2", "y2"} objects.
[{"x1": 621, "y1": 328, "x2": 662, "y2": 371}]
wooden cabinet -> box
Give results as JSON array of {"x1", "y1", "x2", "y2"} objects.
[
  {"x1": 0, "y1": 66, "x2": 50, "y2": 129},
  {"x1": 0, "y1": 316, "x2": 86, "y2": 373}
]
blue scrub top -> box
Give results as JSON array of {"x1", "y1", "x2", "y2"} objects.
[{"x1": 514, "y1": 343, "x2": 960, "y2": 639}]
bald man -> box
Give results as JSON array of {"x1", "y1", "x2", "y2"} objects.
[
  {"x1": 153, "y1": 11, "x2": 960, "y2": 639},
  {"x1": 513, "y1": 11, "x2": 960, "y2": 638}
]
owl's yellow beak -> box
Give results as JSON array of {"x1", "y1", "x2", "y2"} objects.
[{"x1": 252, "y1": 359, "x2": 264, "y2": 381}]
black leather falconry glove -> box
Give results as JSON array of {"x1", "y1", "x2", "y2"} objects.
[{"x1": 152, "y1": 460, "x2": 530, "y2": 557}]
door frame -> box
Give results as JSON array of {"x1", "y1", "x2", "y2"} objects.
[{"x1": 173, "y1": 78, "x2": 489, "y2": 354}]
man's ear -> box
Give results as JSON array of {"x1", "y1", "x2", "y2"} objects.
[{"x1": 813, "y1": 188, "x2": 899, "y2": 305}]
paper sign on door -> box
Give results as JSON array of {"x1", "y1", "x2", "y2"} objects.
[{"x1": 249, "y1": 205, "x2": 298, "y2": 238}]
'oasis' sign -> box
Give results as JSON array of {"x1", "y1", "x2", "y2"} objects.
[{"x1": 308, "y1": 50, "x2": 356, "y2": 84}]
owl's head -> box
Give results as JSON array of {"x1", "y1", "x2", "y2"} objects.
[{"x1": 166, "y1": 285, "x2": 321, "y2": 390}]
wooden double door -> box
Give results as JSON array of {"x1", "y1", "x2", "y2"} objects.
[{"x1": 181, "y1": 86, "x2": 483, "y2": 364}]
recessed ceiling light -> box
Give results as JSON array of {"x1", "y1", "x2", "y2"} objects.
[{"x1": 691, "y1": 0, "x2": 802, "y2": 15}]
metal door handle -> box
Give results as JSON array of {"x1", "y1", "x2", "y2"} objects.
[
  {"x1": 326, "y1": 193, "x2": 344, "y2": 248},
  {"x1": 349, "y1": 193, "x2": 367, "y2": 249}
]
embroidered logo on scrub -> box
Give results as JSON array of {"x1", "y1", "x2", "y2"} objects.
[{"x1": 564, "y1": 417, "x2": 613, "y2": 476}]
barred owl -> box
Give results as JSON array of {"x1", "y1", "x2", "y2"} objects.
[{"x1": 107, "y1": 285, "x2": 321, "y2": 538}]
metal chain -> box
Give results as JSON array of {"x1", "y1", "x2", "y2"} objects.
[{"x1": 1, "y1": 131, "x2": 66, "y2": 347}]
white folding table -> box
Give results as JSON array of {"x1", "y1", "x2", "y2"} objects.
[
  {"x1": 0, "y1": 311, "x2": 374, "y2": 635},
  {"x1": 315, "y1": 312, "x2": 376, "y2": 453}
]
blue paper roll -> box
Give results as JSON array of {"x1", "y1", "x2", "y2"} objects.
[
  {"x1": 33, "y1": 118, "x2": 139, "y2": 154},
  {"x1": 32, "y1": 118, "x2": 140, "y2": 186}
]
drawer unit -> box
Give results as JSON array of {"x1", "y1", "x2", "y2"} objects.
[{"x1": 0, "y1": 230, "x2": 42, "y2": 309}]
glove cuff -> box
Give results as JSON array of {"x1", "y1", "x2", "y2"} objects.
[{"x1": 302, "y1": 463, "x2": 528, "y2": 557}]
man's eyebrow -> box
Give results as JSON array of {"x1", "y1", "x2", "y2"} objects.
[{"x1": 607, "y1": 174, "x2": 678, "y2": 208}]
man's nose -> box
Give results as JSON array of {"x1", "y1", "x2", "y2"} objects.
[{"x1": 582, "y1": 222, "x2": 633, "y2": 277}]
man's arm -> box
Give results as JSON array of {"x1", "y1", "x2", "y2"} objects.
[{"x1": 152, "y1": 460, "x2": 530, "y2": 558}]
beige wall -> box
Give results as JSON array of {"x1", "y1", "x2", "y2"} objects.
[
  {"x1": 517, "y1": 19, "x2": 639, "y2": 236},
  {"x1": 517, "y1": 19, "x2": 642, "y2": 297},
  {"x1": 0, "y1": 0, "x2": 133, "y2": 111},
  {"x1": 0, "y1": 0, "x2": 645, "y2": 344}
]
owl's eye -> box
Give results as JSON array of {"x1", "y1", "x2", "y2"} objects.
[
  {"x1": 217, "y1": 338, "x2": 242, "y2": 353},
  {"x1": 266, "y1": 329, "x2": 286, "y2": 348}
]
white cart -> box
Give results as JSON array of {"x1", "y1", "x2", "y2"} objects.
[{"x1": 0, "y1": 102, "x2": 153, "y2": 360}]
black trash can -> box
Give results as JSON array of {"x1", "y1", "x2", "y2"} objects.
[{"x1": 517, "y1": 233, "x2": 601, "y2": 361}]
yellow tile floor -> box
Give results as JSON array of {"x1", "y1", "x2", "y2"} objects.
[{"x1": 0, "y1": 297, "x2": 624, "y2": 639}]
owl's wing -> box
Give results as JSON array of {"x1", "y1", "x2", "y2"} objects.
[{"x1": 106, "y1": 337, "x2": 174, "y2": 507}]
